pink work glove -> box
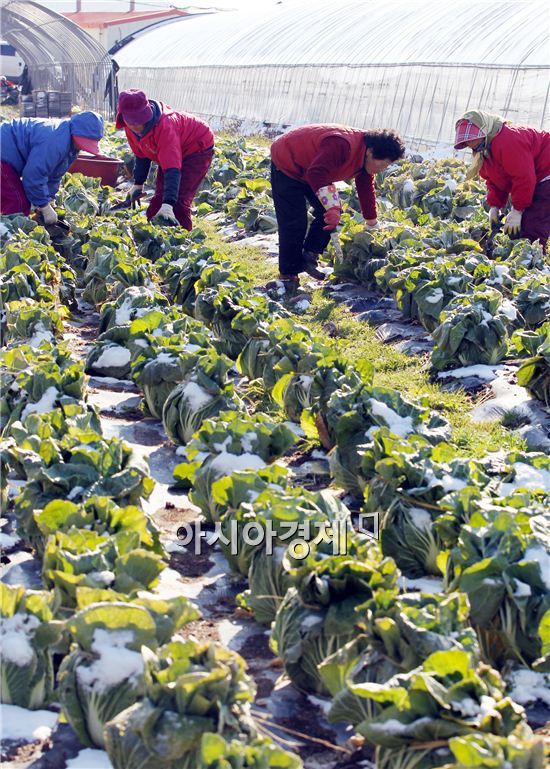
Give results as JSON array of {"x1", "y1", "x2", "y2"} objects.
[{"x1": 323, "y1": 206, "x2": 341, "y2": 231}]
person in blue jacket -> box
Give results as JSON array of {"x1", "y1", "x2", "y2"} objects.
[{"x1": 0, "y1": 111, "x2": 104, "y2": 224}]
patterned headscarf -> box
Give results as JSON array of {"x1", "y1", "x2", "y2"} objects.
[{"x1": 455, "y1": 110, "x2": 509, "y2": 179}]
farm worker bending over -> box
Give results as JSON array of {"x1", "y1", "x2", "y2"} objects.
[
  {"x1": 0, "y1": 111, "x2": 104, "y2": 222},
  {"x1": 270, "y1": 124, "x2": 405, "y2": 285},
  {"x1": 116, "y1": 89, "x2": 214, "y2": 229},
  {"x1": 454, "y1": 110, "x2": 550, "y2": 251}
]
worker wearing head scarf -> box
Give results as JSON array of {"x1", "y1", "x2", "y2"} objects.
[
  {"x1": 0, "y1": 111, "x2": 104, "y2": 223},
  {"x1": 116, "y1": 89, "x2": 214, "y2": 229},
  {"x1": 454, "y1": 110, "x2": 550, "y2": 251}
]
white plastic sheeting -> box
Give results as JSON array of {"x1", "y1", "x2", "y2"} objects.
[{"x1": 116, "y1": 0, "x2": 550, "y2": 150}]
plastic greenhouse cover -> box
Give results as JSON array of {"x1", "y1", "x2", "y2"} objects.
[
  {"x1": 115, "y1": 0, "x2": 549, "y2": 148},
  {"x1": 116, "y1": 0, "x2": 550, "y2": 68}
]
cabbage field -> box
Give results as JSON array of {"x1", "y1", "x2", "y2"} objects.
[{"x1": 1, "y1": 129, "x2": 549, "y2": 769}]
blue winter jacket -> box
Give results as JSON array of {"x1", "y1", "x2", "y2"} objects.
[{"x1": 0, "y1": 111, "x2": 104, "y2": 206}]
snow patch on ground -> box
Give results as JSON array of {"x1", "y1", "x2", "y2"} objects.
[
  {"x1": 66, "y1": 748, "x2": 114, "y2": 768},
  {"x1": 0, "y1": 704, "x2": 58, "y2": 742},
  {"x1": 164, "y1": 539, "x2": 187, "y2": 554},
  {"x1": 87, "y1": 389, "x2": 141, "y2": 413},
  {"x1": 0, "y1": 531, "x2": 20, "y2": 548},
  {"x1": 470, "y1": 369, "x2": 534, "y2": 422},
  {"x1": 143, "y1": 567, "x2": 209, "y2": 600},
  {"x1": 146, "y1": 480, "x2": 192, "y2": 519},
  {"x1": 398, "y1": 575, "x2": 444, "y2": 593},
  {"x1": 507, "y1": 668, "x2": 550, "y2": 706},
  {"x1": 0, "y1": 550, "x2": 42, "y2": 588},
  {"x1": 217, "y1": 618, "x2": 243, "y2": 648},
  {"x1": 148, "y1": 550, "x2": 225, "y2": 601},
  {"x1": 87, "y1": 376, "x2": 136, "y2": 390},
  {"x1": 233, "y1": 232, "x2": 279, "y2": 256},
  {"x1": 437, "y1": 364, "x2": 501, "y2": 382}
]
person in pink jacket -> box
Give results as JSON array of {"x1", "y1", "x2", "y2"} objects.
[
  {"x1": 116, "y1": 89, "x2": 214, "y2": 228},
  {"x1": 454, "y1": 110, "x2": 550, "y2": 251}
]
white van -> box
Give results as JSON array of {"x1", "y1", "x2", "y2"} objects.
[{"x1": 1, "y1": 41, "x2": 25, "y2": 83}]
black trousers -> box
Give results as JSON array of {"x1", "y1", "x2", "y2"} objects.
[{"x1": 271, "y1": 163, "x2": 332, "y2": 275}]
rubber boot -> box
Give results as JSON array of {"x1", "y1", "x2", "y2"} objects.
[{"x1": 302, "y1": 250, "x2": 327, "y2": 280}]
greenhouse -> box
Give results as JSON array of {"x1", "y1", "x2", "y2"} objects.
[
  {"x1": 116, "y1": 0, "x2": 550, "y2": 150},
  {"x1": 0, "y1": 0, "x2": 113, "y2": 115}
]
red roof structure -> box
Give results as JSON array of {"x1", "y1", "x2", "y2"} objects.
[{"x1": 64, "y1": 8, "x2": 190, "y2": 29}]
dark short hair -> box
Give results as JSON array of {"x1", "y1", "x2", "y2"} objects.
[{"x1": 364, "y1": 129, "x2": 406, "y2": 161}]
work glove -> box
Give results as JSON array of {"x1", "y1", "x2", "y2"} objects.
[
  {"x1": 503, "y1": 207, "x2": 523, "y2": 235},
  {"x1": 39, "y1": 203, "x2": 58, "y2": 225},
  {"x1": 323, "y1": 206, "x2": 341, "y2": 231},
  {"x1": 316, "y1": 184, "x2": 341, "y2": 231},
  {"x1": 364, "y1": 219, "x2": 379, "y2": 231},
  {"x1": 488, "y1": 206, "x2": 500, "y2": 226},
  {"x1": 128, "y1": 184, "x2": 144, "y2": 209},
  {"x1": 153, "y1": 203, "x2": 179, "y2": 226}
]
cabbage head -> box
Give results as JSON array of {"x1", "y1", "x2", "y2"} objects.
[
  {"x1": 162, "y1": 352, "x2": 240, "y2": 445},
  {"x1": 58, "y1": 603, "x2": 158, "y2": 747},
  {"x1": 271, "y1": 539, "x2": 398, "y2": 694},
  {"x1": 104, "y1": 639, "x2": 256, "y2": 769},
  {"x1": 0, "y1": 584, "x2": 63, "y2": 709},
  {"x1": 431, "y1": 290, "x2": 511, "y2": 370}
]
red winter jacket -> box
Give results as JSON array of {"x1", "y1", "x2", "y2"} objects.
[
  {"x1": 481, "y1": 124, "x2": 550, "y2": 211},
  {"x1": 115, "y1": 102, "x2": 214, "y2": 171},
  {"x1": 271, "y1": 124, "x2": 377, "y2": 220}
]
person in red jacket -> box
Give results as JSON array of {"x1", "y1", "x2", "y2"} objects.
[
  {"x1": 116, "y1": 89, "x2": 214, "y2": 228},
  {"x1": 454, "y1": 110, "x2": 550, "y2": 251},
  {"x1": 270, "y1": 124, "x2": 405, "y2": 284}
]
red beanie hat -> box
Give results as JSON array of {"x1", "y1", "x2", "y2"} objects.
[{"x1": 117, "y1": 89, "x2": 153, "y2": 125}]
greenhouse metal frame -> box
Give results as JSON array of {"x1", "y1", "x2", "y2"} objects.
[{"x1": 0, "y1": 0, "x2": 114, "y2": 116}]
